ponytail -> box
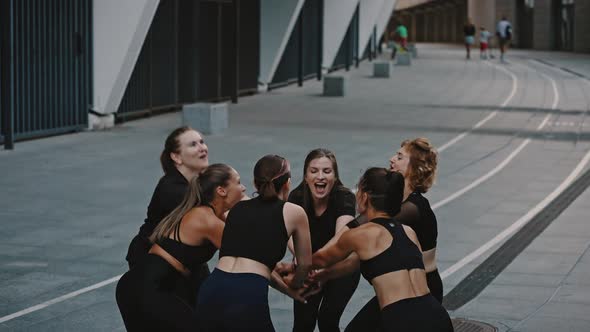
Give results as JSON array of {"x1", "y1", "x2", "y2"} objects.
[
  {"x1": 150, "y1": 176, "x2": 202, "y2": 243},
  {"x1": 150, "y1": 163, "x2": 234, "y2": 243}
]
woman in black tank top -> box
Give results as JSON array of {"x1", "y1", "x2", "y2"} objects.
[
  {"x1": 287, "y1": 148, "x2": 359, "y2": 332},
  {"x1": 312, "y1": 168, "x2": 453, "y2": 332},
  {"x1": 116, "y1": 164, "x2": 245, "y2": 331},
  {"x1": 196, "y1": 154, "x2": 313, "y2": 332}
]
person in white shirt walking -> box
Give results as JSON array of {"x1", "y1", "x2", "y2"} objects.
[{"x1": 496, "y1": 16, "x2": 512, "y2": 63}]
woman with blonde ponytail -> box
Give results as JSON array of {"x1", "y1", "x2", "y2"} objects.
[{"x1": 116, "y1": 163, "x2": 245, "y2": 332}]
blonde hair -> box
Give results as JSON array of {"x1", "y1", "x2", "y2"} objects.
[{"x1": 401, "y1": 138, "x2": 438, "y2": 193}]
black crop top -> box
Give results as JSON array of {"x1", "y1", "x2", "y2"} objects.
[
  {"x1": 395, "y1": 192, "x2": 438, "y2": 251},
  {"x1": 360, "y1": 218, "x2": 424, "y2": 283},
  {"x1": 156, "y1": 221, "x2": 217, "y2": 273},
  {"x1": 219, "y1": 197, "x2": 289, "y2": 270},
  {"x1": 288, "y1": 186, "x2": 355, "y2": 253}
]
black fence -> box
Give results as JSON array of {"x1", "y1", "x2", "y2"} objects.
[
  {"x1": 1, "y1": 0, "x2": 93, "y2": 148},
  {"x1": 118, "y1": 0, "x2": 260, "y2": 118},
  {"x1": 271, "y1": 0, "x2": 323, "y2": 88}
]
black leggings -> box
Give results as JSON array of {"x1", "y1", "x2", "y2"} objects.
[
  {"x1": 196, "y1": 269, "x2": 275, "y2": 331},
  {"x1": 345, "y1": 270, "x2": 443, "y2": 332},
  {"x1": 380, "y1": 294, "x2": 453, "y2": 332},
  {"x1": 125, "y1": 234, "x2": 211, "y2": 302},
  {"x1": 115, "y1": 254, "x2": 197, "y2": 331},
  {"x1": 293, "y1": 270, "x2": 361, "y2": 332}
]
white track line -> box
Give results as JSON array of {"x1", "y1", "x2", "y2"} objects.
[
  {"x1": 433, "y1": 69, "x2": 558, "y2": 210},
  {"x1": 441, "y1": 148, "x2": 590, "y2": 280},
  {"x1": 438, "y1": 62, "x2": 518, "y2": 152},
  {"x1": 440, "y1": 68, "x2": 572, "y2": 280},
  {"x1": 0, "y1": 275, "x2": 123, "y2": 324},
  {"x1": 0, "y1": 57, "x2": 521, "y2": 325}
]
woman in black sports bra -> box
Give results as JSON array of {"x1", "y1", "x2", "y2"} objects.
[
  {"x1": 312, "y1": 168, "x2": 453, "y2": 332},
  {"x1": 116, "y1": 164, "x2": 245, "y2": 331},
  {"x1": 196, "y1": 154, "x2": 312, "y2": 332}
]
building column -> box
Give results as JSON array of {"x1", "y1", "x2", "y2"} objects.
[
  {"x1": 93, "y1": 0, "x2": 159, "y2": 115},
  {"x1": 532, "y1": 0, "x2": 553, "y2": 50},
  {"x1": 574, "y1": 0, "x2": 590, "y2": 52}
]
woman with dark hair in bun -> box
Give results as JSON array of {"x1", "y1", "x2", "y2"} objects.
[
  {"x1": 312, "y1": 168, "x2": 453, "y2": 332},
  {"x1": 196, "y1": 154, "x2": 312, "y2": 331}
]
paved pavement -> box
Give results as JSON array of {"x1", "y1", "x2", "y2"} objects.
[{"x1": 1, "y1": 44, "x2": 589, "y2": 331}]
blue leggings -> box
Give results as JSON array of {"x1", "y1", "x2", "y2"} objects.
[{"x1": 196, "y1": 269, "x2": 275, "y2": 331}]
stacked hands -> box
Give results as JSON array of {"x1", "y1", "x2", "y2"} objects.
[{"x1": 274, "y1": 262, "x2": 326, "y2": 303}]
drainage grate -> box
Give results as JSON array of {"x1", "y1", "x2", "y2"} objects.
[{"x1": 452, "y1": 318, "x2": 497, "y2": 332}]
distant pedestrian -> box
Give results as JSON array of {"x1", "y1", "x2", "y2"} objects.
[
  {"x1": 391, "y1": 23, "x2": 409, "y2": 59},
  {"x1": 479, "y1": 26, "x2": 492, "y2": 59},
  {"x1": 496, "y1": 16, "x2": 513, "y2": 63},
  {"x1": 464, "y1": 18, "x2": 476, "y2": 59}
]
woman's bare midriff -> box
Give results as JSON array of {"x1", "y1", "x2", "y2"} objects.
[
  {"x1": 372, "y1": 269, "x2": 430, "y2": 309},
  {"x1": 217, "y1": 256, "x2": 271, "y2": 280}
]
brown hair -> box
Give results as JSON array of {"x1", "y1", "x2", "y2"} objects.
[
  {"x1": 253, "y1": 154, "x2": 291, "y2": 200},
  {"x1": 358, "y1": 168, "x2": 404, "y2": 216},
  {"x1": 149, "y1": 163, "x2": 233, "y2": 243},
  {"x1": 297, "y1": 148, "x2": 349, "y2": 214},
  {"x1": 160, "y1": 126, "x2": 197, "y2": 174},
  {"x1": 401, "y1": 138, "x2": 438, "y2": 193}
]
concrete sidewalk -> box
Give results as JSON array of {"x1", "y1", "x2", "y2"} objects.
[{"x1": 1, "y1": 44, "x2": 590, "y2": 331}]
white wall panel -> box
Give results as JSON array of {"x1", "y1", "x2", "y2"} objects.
[
  {"x1": 93, "y1": 0, "x2": 159, "y2": 114},
  {"x1": 323, "y1": 0, "x2": 360, "y2": 69},
  {"x1": 375, "y1": 0, "x2": 397, "y2": 42},
  {"x1": 259, "y1": 0, "x2": 305, "y2": 88},
  {"x1": 358, "y1": 0, "x2": 385, "y2": 55}
]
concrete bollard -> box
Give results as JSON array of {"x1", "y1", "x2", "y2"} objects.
[
  {"x1": 182, "y1": 103, "x2": 228, "y2": 134},
  {"x1": 373, "y1": 61, "x2": 392, "y2": 78},
  {"x1": 396, "y1": 53, "x2": 412, "y2": 66},
  {"x1": 323, "y1": 75, "x2": 347, "y2": 97},
  {"x1": 407, "y1": 43, "x2": 418, "y2": 58}
]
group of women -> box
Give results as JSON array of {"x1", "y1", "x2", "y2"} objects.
[{"x1": 116, "y1": 126, "x2": 454, "y2": 331}]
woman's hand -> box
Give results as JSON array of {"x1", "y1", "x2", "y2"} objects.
[{"x1": 274, "y1": 261, "x2": 295, "y2": 276}]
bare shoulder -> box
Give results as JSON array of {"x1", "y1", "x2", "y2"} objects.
[
  {"x1": 341, "y1": 223, "x2": 379, "y2": 246},
  {"x1": 401, "y1": 224, "x2": 420, "y2": 245},
  {"x1": 283, "y1": 202, "x2": 306, "y2": 219},
  {"x1": 182, "y1": 207, "x2": 218, "y2": 230}
]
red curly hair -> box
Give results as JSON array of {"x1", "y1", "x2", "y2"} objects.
[{"x1": 401, "y1": 138, "x2": 438, "y2": 193}]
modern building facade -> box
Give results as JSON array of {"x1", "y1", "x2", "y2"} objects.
[
  {"x1": 3, "y1": 0, "x2": 589, "y2": 149},
  {"x1": 1, "y1": 0, "x2": 398, "y2": 149},
  {"x1": 392, "y1": 0, "x2": 590, "y2": 53}
]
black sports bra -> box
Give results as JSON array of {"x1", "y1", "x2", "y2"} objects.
[
  {"x1": 360, "y1": 218, "x2": 424, "y2": 283},
  {"x1": 156, "y1": 221, "x2": 217, "y2": 273}
]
